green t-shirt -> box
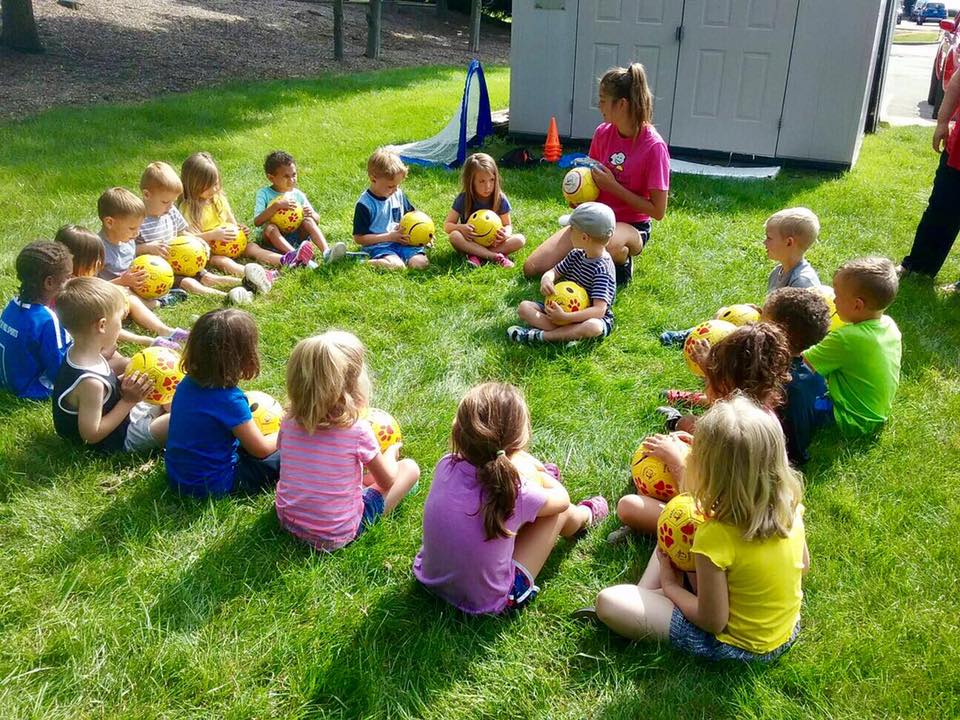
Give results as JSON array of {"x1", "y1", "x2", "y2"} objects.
[{"x1": 803, "y1": 315, "x2": 901, "y2": 436}]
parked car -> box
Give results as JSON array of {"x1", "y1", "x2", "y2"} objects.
[
  {"x1": 916, "y1": 2, "x2": 948, "y2": 24},
  {"x1": 929, "y1": 17, "x2": 959, "y2": 118}
]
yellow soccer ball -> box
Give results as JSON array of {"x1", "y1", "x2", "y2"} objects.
[
  {"x1": 246, "y1": 390, "x2": 283, "y2": 435},
  {"x1": 130, "y1": 255, "x2": 174, "y2": 300},
  {"x1": 269, "y1": 195, "x2": 305, "y2": 234},
  {"x1": 467, "y1": 209, "x2": 502, "y2": 247},
  {"x1": 208, "y1": 225, "x2": 248, "y2": 259},
  {"x1": 362, "y1": 407, "x2": 402, "y2": 453},
  {"x1": 561, "y1": 166, "x2": 600, "y2": 206},
  {"x1": 630, "y1": 439, "x2": 690, "y2": 501},
  {"x1": 657, "y1": 494, "x2": 705, "y2": 572},
  {"x1": 684, "y1": 319, "x2": 737, "y2": 377},
  {"x1": 168, "y1": 235, "x2": 209, "y2": 277},
  {"x1": 125, "y1": 346, "x2": 184, "y2": 406},
  {"x1": 399, "y1": 211, "x2": 436, "y2": 246},
  {"x1": 815, "y1": 286, "x2": 847, "y2": 332},
  {"x1": 547, "y1": 280, "x2": 591, "y2": 313},
  {"x1": 714, "y1": 303, "x2": 761, "y2": 327}
]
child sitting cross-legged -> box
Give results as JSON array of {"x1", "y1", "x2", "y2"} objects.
[
  {"x1": 590, "y1": 395, "x2": 809, "y2": 663},
  {"x1": 508, "y1": 202, "x2": 617, "y2": 344},
  {"x1": 275, "y1": 331, "x2": 421, "y2": 551},
  {"x1": 413, "y1": 382, "x2": 608, "y2": 615},
  {"x1": 52, "y1": 277, "x2": 169, "y2": 454}
]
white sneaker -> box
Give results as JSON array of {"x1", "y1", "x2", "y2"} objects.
[
  {"x1": 226, "y1": 287, "x2": 254, "y2": 306},
  {"x1": 243, "y1": 263, "x2": 272, "y2": 294},
  {"x1": 323, "y1": 241, "x2": 347, "y2": 264}
]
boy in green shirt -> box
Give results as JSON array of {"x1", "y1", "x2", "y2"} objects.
[{"x1": 803, "y1": 257, "x2": 902, "y2": 436}]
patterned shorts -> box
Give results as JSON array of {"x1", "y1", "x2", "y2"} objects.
[
  {"x1": 504, "y1": 560, "x2": 539, "y2": 611},
  {"x1": 669, "y1": 608, "x2": 799, "y2": 662}
]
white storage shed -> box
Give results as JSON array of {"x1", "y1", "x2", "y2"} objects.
[{"x1": 509, "y1": 0, "x2": 893, "y2": 168}]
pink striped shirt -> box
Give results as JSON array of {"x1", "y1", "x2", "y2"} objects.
[{"x1": 275, "y1": 417, "x2": 380, "y2": 551}]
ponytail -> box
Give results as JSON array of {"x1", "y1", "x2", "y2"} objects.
[
  {"x1": 479, "y1": 453, "x2": 521, "y2": 540},
  {"x1": 599, "y1": 63, "x2": 654, "y2": 131}
]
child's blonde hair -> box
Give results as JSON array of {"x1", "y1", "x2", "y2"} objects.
[
  {"x1": 459, "y1": 153, "x2": 503, "y2": 219},
  {"x1": 140, "y1": 161, "x2": 183, "y2": 194},
  {"x1": 834, "y1": 256, "x2": 899, "y2": 311},
  {"x1": 56, "y1": 277, "x2": 126, "y2": 334},
  {"x1": 55, "y1": 224, "x2": 104, "y2": 278},
  {"x1": 180, "y1": 151, "x2": 223, "y2": 232},
  {"x1": 766, "y1": 207, "x2": 820, "y2": 250},
  {"x1": 98, "y1": 187, "x2": 145, "y2": 221},
  {"x1": 286, "y1": 331, "x2": 371, "y2": 434},
  {"x1": 367, "y1": 148, "x2": 408, "y2": 180},
  {"x1": 685, "y1": 394, "x2": 802, "y2": 541}
]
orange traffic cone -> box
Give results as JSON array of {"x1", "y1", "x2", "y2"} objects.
[{"x1": 543, "y1": 116, "x2": 562, "y2": 163}]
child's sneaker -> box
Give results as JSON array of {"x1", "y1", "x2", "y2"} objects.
[
  {"x1": 656, "y1": 406, "x2": 683, "y2": 432},
  {"x1": 507, "y1": 326, "x2": 544, "y2": 344},
  {"x1": 322, "y1": 242, "x2": 347, "y2": 264},
  {"x1": 156, "y1": 289, "x2": 188, "y2": 307},
  {"x1": 662, "y1": 389, "x2": 707, "y2": 407},
  {"x1": 168, "y1": 327, "x2": 190, "y2": 345},
  {"x1": 243, "y1": 263, "x2": 272, "y2": 294},
  {"x1": 659, "y1": 329, "x2": 690, "y2": 347},
  {"x1": 265, "y1": 269, "x2": 280, "y2": 283},
  {"x1": 577, "y1": 496, "x2": 609, "y2": 530},
  {"x1": 281, "y1": 241, "x2": 315, "y2": 268},
  {"x1": 151, "y1": 336, "x2": 180, "y2": 351},
  {"x1": 226, "y1": 287, "x2": 254, "y2": 306},
  {"x1": 466, "y1": 254, "x2": 483, "y2": 268},
  {"x1": 492, "y1": 253, "x2": 515, "y2": 269}
]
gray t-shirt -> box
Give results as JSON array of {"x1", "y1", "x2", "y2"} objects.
[
  {"x1": 98, "y1": 230, "x2": 135, "y2": 281},
  {"x1": 767, "y1": 259, "x2": 820, "y2": 293}
]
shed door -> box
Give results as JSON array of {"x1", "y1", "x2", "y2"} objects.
[
  {"x1": 571, "y1": 1, "x2": 683, "y2": 140},
  {"x1": 670, "y1": 0, "x2": 800, "y2": 155}
]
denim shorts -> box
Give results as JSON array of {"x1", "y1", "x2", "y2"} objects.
[
  {"x1": 534, "y1": 302, "x2": 614, "y2": 337},
  {"x1": 354, "y1": 487, "x2": 385, "y2": 539},
  {"x1": 362, "y1": 241, "x2": 425, "y2": 263},
  {"x1": 669, "y1": 608, "x2": 799, "y2": 662},
  {"x1": 504, "y1": 560, "x2": 539, "y2": 611}
]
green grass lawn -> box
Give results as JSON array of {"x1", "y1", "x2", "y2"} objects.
[
  {"x1": 892, "y1": 29, "x2": 942, "y2": 43},
  {"x1": 1, "y1": 66, "x2": 959, "y2": 719}
]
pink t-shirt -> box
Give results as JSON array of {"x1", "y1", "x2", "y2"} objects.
[
  {"x1": 412, "y1": 454, "x2": 549, "y2": 615},
  {"x1": 275, "y1": 417, "x2": 380, "y2": 551},
  {"x1": 588, "y1": 123, "x2": 670, "y2": 224}
]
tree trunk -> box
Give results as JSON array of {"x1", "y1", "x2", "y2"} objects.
[
  {"x1": 436, "y1": 0, "x2": 448, "y2": 18},
  {"x1": 366, "y1": 0, "x2": 381, "y2": 60},
  {"x1": 333, "y1": 0, "x2": 344, "y2": 60},
  {"x1": 469, "y1": 0, "x2": 481, "y2": 53},
  {"x1": 0, "y1": 0, "x2": 44, "y2": 52}
]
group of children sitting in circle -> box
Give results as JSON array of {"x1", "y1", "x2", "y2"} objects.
[{"x1": 0, "y1": 62, "x2": 904, "y2": 663}]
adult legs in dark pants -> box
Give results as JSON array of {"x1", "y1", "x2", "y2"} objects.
[
  {"x1": 901, "y1": 152, "x2": 960, "y2": 279},
  {"x1": 234, "y1": 449, "x2": 281, "y2": 495}
]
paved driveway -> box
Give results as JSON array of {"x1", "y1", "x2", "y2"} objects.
[{"x1": 882, "y1": 38, "x2": 940, "y2": 126}]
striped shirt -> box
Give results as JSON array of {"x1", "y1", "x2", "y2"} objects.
[
  {"x1": 137, "y1": 206, "x2": 188, "y2": 247},
  {"x1": 275, "y1": 417, "x2": 381, "y2": 551},
  {"x1": 555, "y1": 249, "x2": 617, "y2": 320}
]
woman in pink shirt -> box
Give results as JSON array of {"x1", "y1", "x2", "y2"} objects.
[
  {"x1": 524, "y1": 63, "x2": 670, "y2": 286},
  {"x1": 275, "y1": 330, "x2": 420, "y2": 552}
]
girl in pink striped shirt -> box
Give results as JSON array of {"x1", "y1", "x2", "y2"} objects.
[{"x1": 275, "y1": 331, "x2": 420, "y2": 551}]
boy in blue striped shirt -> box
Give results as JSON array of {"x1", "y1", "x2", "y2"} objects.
[{"x1": 508, "y1": 202, "x2": 617, "y2": 343}]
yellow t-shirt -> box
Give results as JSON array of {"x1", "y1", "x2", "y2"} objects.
[
  {"x1": 692, "y1": 505, "x2": 805, "y2": 654},
  {"x1": 180, "y1": 195, "x2": 233, "y2": 233}
]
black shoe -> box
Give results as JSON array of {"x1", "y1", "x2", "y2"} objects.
[
  {"x1": 656, "y1": 405, "x2": 683, "y2": 432},
  {"x1": 615, "y1": 255, "x2": 633, "y2": 286},
  {"x1": 570, "y1": 606, "x2": 598, "y2": 621},
  {"x1": 156, "y1": 289, "x2": 188, "y2": 307}
]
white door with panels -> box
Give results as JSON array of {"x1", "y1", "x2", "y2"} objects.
[
  {"x1": 669, "y1": 0, "x2": 800, "y2": 155},
  {"x1": 571, "y1": 0, "x2": 684, "y2": 139}
]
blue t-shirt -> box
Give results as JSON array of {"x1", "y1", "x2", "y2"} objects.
[
  {"x1": 0, "y1": 298, "x2": 72, "y2": 400},
  {"x1": 451, "y1": 192, "x2": 512, "y2": 224},
  {"x1": 165, "y1": 376, "x2": 253, "y2": 497},
  {"x1": 554, "y1": 249, "x2": 617, "y2": 321},
  {"x1": 352, "y1": 189, "x2": 414, "y2": 236},
  {"x1": 779, "y1": 357, "x2": 827, "y2": 466},
  {"x1": 253, "y1": 187, "x2": 313, "y2": 219}
]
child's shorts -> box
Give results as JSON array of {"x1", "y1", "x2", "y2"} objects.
[
  {"x1": 504, "y1": 560, "x2": 539, "y2": 611},
  {"x1": 124, "y1": 402, "x2": 164, "y2": 452},
  {"x1": 629, "y1": 219, "x2": 652, "y2": 246},
  {"x1": 813, "y1": 395, "x2": 835, "y2": 428},
  {"x1": 173, "y1": 271, "x2": 209, "y2": 287},
  {"x1": 362, "y1": 241, "x2": 425, "y2": 264},
  {"x1": 534, "y1": 302, "x2": 614, "y2": 337},
  {"x1": 669, "y1": 608, "x2": 799, "y2": 662},
  {"x1": 354, "y1": 487, "x2": 386, "y2": 539}
]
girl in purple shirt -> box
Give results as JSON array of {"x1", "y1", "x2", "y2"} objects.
[{"x1": 413, "y1": 383, "x2": 608, "y2": 615}]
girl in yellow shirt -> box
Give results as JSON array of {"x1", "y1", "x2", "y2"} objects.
[{"x1": 592, "y1": 395, "x2": 809, "y2": 661}]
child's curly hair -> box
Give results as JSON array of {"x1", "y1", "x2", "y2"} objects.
[
  {"x1": 704, "y1": 323, "x2": 792, "y2": 408},
  {"x1": 762, "y1": 287, "x2": 831, "y2": 355}
]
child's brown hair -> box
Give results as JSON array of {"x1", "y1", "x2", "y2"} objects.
[
  {"x1": 460, "y1": 153, "x2": 502, "y2": 219},
  {"x1": 140, "y1": 161, "x2": 183, "y2": 194},
  {"x1": 762, "y1": 288, "x2": 831, "y2": 355},
  {"x1": 97, "y1": 187, "x2": 145, "y2": 221},
  {"x1": 181, "y1": 309, "x2": 260, "y2": 388},
  {"x1": 835, "y1": 256, "x2": 899, "y2": 311},
  {"x1": 180, "y1": 151, "x2": 223, "y2": 233},
  {"x1": 367, "y1": 148, "x2": 408, "y2": 180},
  {"x1": 599, "y1": 63, "x2": 653, "y2": 130},
  {"x1": 55, "y1": 224, "x2": 104, "y2": 278},
  {"x1": 451, "y1": 383, "x2": 531, "y2": 541},
  {"x1": 704, "y1": 323, "x2": 792, "y2": 408},
  {"x1": 15, "y1": 241, "x2": 73, "y2": 303}
]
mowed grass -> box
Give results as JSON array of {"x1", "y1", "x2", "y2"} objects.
[{"x1": 0, "y1": 66, "x2": 959, "y2": 719}]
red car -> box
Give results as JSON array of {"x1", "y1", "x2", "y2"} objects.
[{"x1": 929, "y1": 16, "x2": 959, "y2": 118}]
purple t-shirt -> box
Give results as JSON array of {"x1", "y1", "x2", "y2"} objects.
[{"x1": 413, "y1": 454, "x2": 549, "y2": 615}]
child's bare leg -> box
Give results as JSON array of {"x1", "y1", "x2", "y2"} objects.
[
  {"x1": 208, "y1": 254, "x2": 244, "y2": 277},
  {"x1": 262, "y1": 224, "x2": 295, "y2": 254},
  {"x1": 178, "y1": 277, "x2": 227, "y2": 298},
  {"x1": 518, "y1": 301, "x2": 560, "y2": 330},
  {"x1": 595, "y1": 583, "x2": 674, "y2": 641},
  {"x1": 370, "y1": 254, "x2": 405, "y2": 270},
  {"x1": 119, "y1": 328, "x2": 153, "y2": 347},
  {"x1": 637, "y1": 546, "x2": 664, "y2": 589},
  {"x1": 199, "y1": 272, "x2": 242, "y2": 289},
  {"x1": 617, "y1": 494, "x2": 664, "y2": 535},
  {"x1": 407, "y1": 254, "x2": 429, "y2": 270},
  {"x1": 244, "y1": 243, "x2": 283, "y2": 267},
  {"x1": 449, "y1": 230, "x2": 502, "y2": 261},
  {"x1": 127, "y1": 295, "x2": 175, "y2": 336},
  {"x1": 377, "y1": 458, "x2": 421, "y2": 514},
  {"x1": 512, "y1": 512, "x2": 566, "y2": 578},
  {"x1": 300, "y1": 218, "x2": 329, "y2": 253},
  {"x1": 149, "y1": 413, "x2": 170, "y2": 446},
  {"x1": 494, "y1": 234, "x2": 526, "y2": 257},
  {"x1": 542, "y1": 319, "x2": 606, "y2": 341},
  {"x1": 558, "y1": 503, "x2": 593, "y2": 538}
]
